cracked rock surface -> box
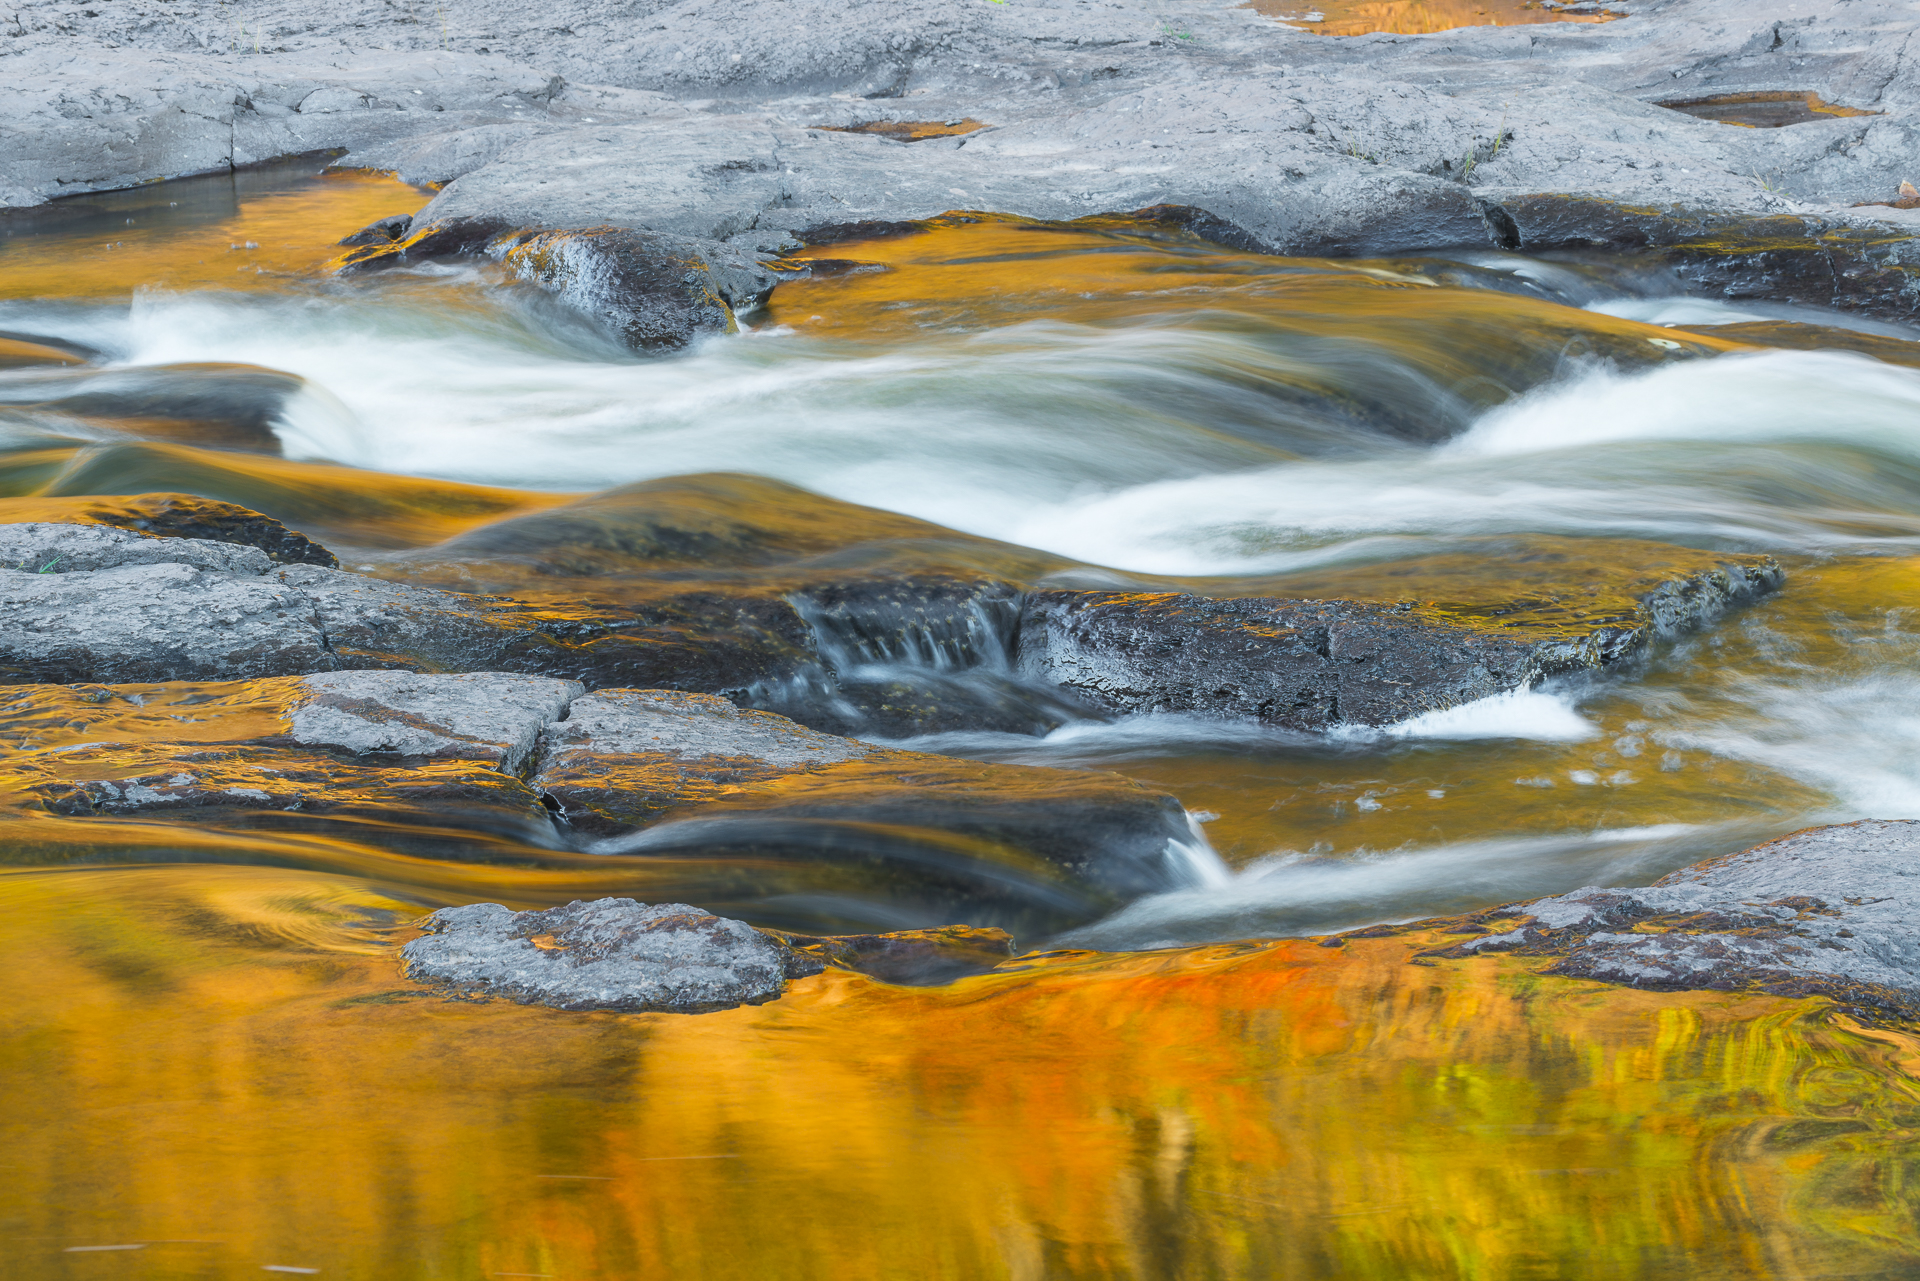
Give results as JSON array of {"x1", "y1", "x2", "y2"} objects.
[
  {"x1": 4, "y1": 0, "x2": 1918, "y2": 324},
  {"x1": 1017, "y1": 552, "x2": 1783, "y2": 729},
  {"x1": 1418, "y1": 820, "x2": 1920, "y2": 1019},
  {"x1": 0, "y1": 522, "x2": 541, "y2": 684}
]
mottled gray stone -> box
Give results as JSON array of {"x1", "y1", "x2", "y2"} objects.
[
  {"x1": 542, "y1": 688, "x2": 872, "y2": 771},
  {"x1": 5, "y1": 0, "x2": 1919, "y2": 290},
  {"x1": 0, "y1": 522, "x2": 274, "y2": 576},
  {"x1": 402, "y1": 897, "x2": 822, "y2": 1012},
  {"x1": 1439, "y1": 820, "x2": 1920, "y2": 1018},
  {"x1": 0, "y1": 522, "x2": 539, "y2": 685},
  {"x1": 290, "y1": 670, "x2": 583, "y2": 772}
]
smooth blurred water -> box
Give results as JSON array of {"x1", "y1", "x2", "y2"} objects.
[{"x1": 8, "y1": 189, "x2": 1920, "y2": 944}]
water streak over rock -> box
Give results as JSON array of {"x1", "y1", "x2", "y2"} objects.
[{"x1": 1414, "y1": 820, "x2": 1920, "y2": 1021}]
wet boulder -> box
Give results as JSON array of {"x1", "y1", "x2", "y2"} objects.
[
  {"x1": 4, "y1": 491, "x2": 344, "y2": 567},
  {"x1": 498, "y1": 226, "x2": 783, "y2": 351},
  {"x1": 426, "y1": 472, "x2": 984, "y2": 574},
  {"x1": 1421, "y1": 820, "x2": 1920, "y2": 1022},
  {"x1": 337, "y1": 213, "x2": 414, "y2": 247},
  {"x1": 332, "y1": 218, "x2": 785, "y2": 352},
  {"x1": 402, "y1": 898, "x2": 823, "y2": 1014},
  {"x1": 1017, "y1": 551, "x2": 1783, "y2": 729}
]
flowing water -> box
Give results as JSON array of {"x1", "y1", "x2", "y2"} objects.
[{"x1": 7, "y1": 159, "x2": 1920, "y2": 1277}]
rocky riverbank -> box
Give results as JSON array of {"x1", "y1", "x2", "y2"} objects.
[{"x1": 5, "y1": 0, "x2": 1920, "y2": 342}]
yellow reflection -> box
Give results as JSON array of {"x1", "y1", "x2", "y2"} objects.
[
  {"x1": 770, "y1": 216, "x2": 1744, "y2": 384},
  {"x1": 0, "y1": 165, "x2": 431, "y2": 301},
  {"x1": 1, "y1": 444, "x2": 576, "y2": 549},
  {"x1": 1243, "y1": 0, "x2": 1620, "y2": 34},
  {"x1": 5, "y1": 863, "x2": 1919, "y2": 1278}
]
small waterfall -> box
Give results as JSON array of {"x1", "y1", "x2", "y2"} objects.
[
  {"x1": 746, "y1": 577, "x2": 1094, "y2": 740},
  {"x1": 1166, "y1": 811, "x2": 1234, "y2": 889}
]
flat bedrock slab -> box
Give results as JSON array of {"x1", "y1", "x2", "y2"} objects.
[
  {"x1": 1411, "y1": 820, "x2": 1920, "y2": 1020},
  {"x1": 402, "y1": 898, "x2": 823, "y2": 1013},
  {"x1": 0, "y1": 513, "x2": 1791, "y2": 734},
  {"x1": 289, "y1": 669, "x2": 582, "y2": 772},
  {"x1": 5, "y1": 0, "x2": 1920, "y2": 318}
]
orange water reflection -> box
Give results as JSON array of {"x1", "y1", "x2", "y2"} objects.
[
  {"x1": 1243, "y1": 0, "x2": 1620, "y2": 35},
  {"x1": 5, "y1": 863, "x2": 1920, "y2": 1279}
]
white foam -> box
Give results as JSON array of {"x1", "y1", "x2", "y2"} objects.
[
  {"x1": 1376, "y1": 686, "x2": 1597, "y2": 742},
  {"x1": 1447, "y1": 349, "x2": 1920, "y2": 459},
  {"x1": 1058, "y1": 822, "x2": 1755, "y2": 949}
]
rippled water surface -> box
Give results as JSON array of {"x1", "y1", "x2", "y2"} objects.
[{"x1": 7, "y1": 160, "x2": 1920, "y2": 1277}]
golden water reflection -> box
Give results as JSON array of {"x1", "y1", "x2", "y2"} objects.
[
  {"x1": 5, "y1": 863, "x2": 1919, "y2": 1279},
  {"x1": 0, "y1": 162, "x2": 430, "y2": 301}
]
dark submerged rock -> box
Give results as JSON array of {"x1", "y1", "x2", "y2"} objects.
[
  {"x1": 771, "y1": 924, "x2": 1016, "y2": 985},
  {"x1": 532, "y1": 689, "x2": 1199, "y2": 916},
  {"x1": 402, "y1": 898, "x2": 823, "y2": 1013},
  {"x1": 499, "y1": 226, "x2": 783, "y2": 351},
  {"x1": 0, "y1": 335, "x2": 89, "y2": 370},
  {"x1": 337, "y1": 212, "x2": 414, "y2": 246},
  {"x1": 2, "y1": 674, "x2": 1201, "y2": 935},
  {"x1": 0, "y1": 362, "x2": 305, "y2": 455}
]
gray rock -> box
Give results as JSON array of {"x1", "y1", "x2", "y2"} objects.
[
  {"x1": 27, "y1": 493, "x2": 342, "y2": 568},
  {"x1": 497, "y1": 225, "x2": 783, "y2": 350},
  {"x1": 0, "y1": 521, "x2": 539, "y2": 684},
  {"x1": 289, "y1": 670, "x2": 582, "y2": 772},
  {"x1": 1016, "y1": 556, "x2": 1783, "y2": 729},
  {"x1": 8, "y1": 0, "x2": 1920, "y2": 297},
  {"x1": 541, "y1": 688, "x2": 872, "y2": 774},
  {"x1": 401, "y1": 897, "x2": 822, "y2": 1012},
  {"x1": 0, "y1": 522, "x2": 275, "y2": 576},
  {"x1": 1428, "y1": 820, "x2": 1920, "y2": 1020},
  {"x1": 1, "y1": 670, "x2": 576, "y2": 831}
]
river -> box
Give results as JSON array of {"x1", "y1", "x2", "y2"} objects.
[{"x1": 6, "y1": 158, "x2": 1920, "y2": 1278}]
